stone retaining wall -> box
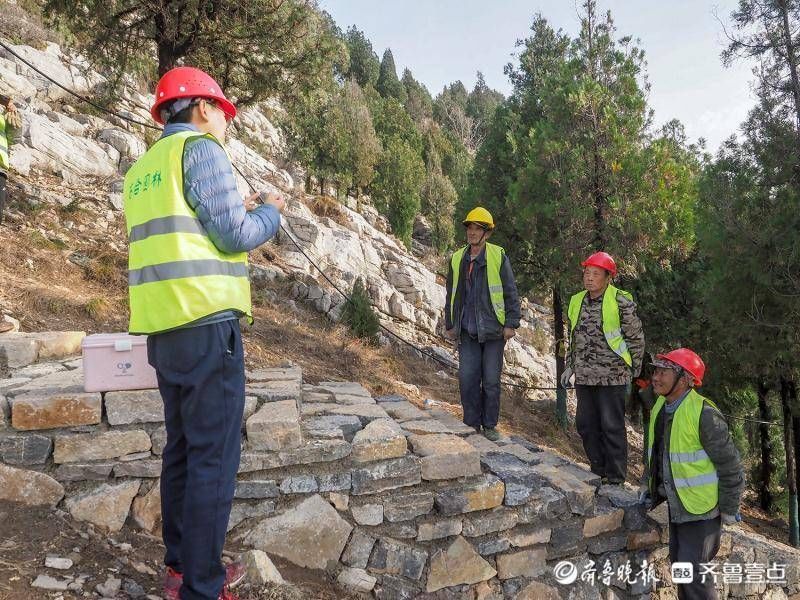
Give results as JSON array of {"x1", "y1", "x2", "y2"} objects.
[{"x1": 0, "y1": 332, "x2": 798, "y2": 599}]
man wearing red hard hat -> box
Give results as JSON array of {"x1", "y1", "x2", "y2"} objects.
[
  {"x1": 562, "y1": 251, "x2": 645, "y2": 484},
  {"x1": 123, "y1": 67, "x2": 285, "y2": 600},
  {"x1": 640, "y1": 349, "x2": 744, "y2": 600}
]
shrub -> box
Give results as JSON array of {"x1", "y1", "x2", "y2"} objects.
[{"x1": 341, "y1": 278, "x2": 380, "y2": 343}]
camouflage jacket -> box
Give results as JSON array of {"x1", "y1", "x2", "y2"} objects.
[{"x1": 568, "y1": 290, "x2": 645, "y2": 386}]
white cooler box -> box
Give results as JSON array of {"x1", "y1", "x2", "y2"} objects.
[{"x1": 82, "y1": 333, "x2": 158, "y2": 393}]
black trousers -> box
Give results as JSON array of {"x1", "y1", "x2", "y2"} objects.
[
  {"x1": 0, "y1": 172, "x2": 6, "y2": 224},
  {"x1": 147, "y1": 320, "x2": 246, "y2": 600},
  {"x1": 458, "y1": 332, "x2": 505, "y2": 429},
  {"x1": 669, "y1": 516, "x2": 722, "y2": 600},
  {"x1": 575, "y1": 384, "x2": 628, "y2": 481}
]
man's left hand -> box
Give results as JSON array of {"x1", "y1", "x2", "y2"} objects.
[
  {"x1": 721, "y1": 513, "x2": 741, "y2": 526},
  {"x1": 243, "y1": 192, "x2": 259, "y2": 211},
  {"x1": 503, "y1": 327, "x2": 516, "y2": 341},
  {"x1": 5, "y1": 100, "x2": 21, "y2": 129}
]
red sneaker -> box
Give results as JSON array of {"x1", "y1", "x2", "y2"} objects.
[
  {"x1": 222, "y1": 561, "x2": 246, "y2": 588},
  {"x1": 163, "y1": 563, "x2": 246, "y2": 599},
  {"x1": 219, "y1": 587, "x2": 239, "y2": 600},
  {"x1": 163, "y1": 567, "x2": 181, "y2": 600}
]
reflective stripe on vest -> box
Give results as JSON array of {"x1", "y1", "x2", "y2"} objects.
[
  {"x1": 124, "y1": 130, "x2": 252, "y2": 334},
  {"x1": 128, "y1": 215, "x2": 206, "y2": 242},
  {"x1": 128, "y1": 259, "x2": 250, "y2": 286},
  {"x1": 646, "y1": 390, "x2": 720, "y2": 515},
  {"x1": 0, "y1": 113, "x2": 9, "y2": 171},
  {"x1": 449, "y1": 242, "x2": 506, "y2": 326},
  {"x1": 567, "y1": 284, "x2": 633, "y2": 367}
]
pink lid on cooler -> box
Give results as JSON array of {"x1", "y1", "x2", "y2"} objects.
[{"x1": 81, "y1": 333, "x2": 158, "y2": 393}]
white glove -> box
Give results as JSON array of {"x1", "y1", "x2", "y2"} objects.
[{"x1": 560, "y1": 366, "x2": 574, "y2": 389}]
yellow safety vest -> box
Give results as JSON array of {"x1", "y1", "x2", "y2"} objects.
[
  {"x1": 567, "y1": 284, "x2": 633, "y2": 367},
  {"x1": 0, "y1": 113, "x2": 9, "y2": 171},
  {"x1": 449, "y1": 243, "x2": 506, "y2": 326},
  {"x1": 647, "y1": 389, "x2": 720, "y2": 514},
  {"x1": 124, "y1": 130, "x2": 252, "y2": 334}
]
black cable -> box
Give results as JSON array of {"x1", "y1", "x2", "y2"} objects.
[
  {"x1": 719, "y1": 414, "x2": 781, "y2": 426},
  {"x1": 0, "y1": 40, "x2": 161, "y2": 131},
  {"x1": 20, "y1": 40, "x2": 782, "y2": 409},
  {"x1": 1, "y1": 37, "x2": 558, "y2": 390},
  {"x1": 232, "y1": 164, "x2": 561, "y2": 391}
]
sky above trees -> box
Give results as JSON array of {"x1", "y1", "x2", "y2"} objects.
[{"x1": 321, "y1": 0, "x2": 757, "y2": 151}]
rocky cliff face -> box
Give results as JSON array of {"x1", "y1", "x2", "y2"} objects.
[{"x1": 0, "y1": 38, "x2": 555, "y2": 393}]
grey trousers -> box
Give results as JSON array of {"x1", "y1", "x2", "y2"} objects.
[{"x1": 669, "y1": 515, "x2": 722, "y2": 600}]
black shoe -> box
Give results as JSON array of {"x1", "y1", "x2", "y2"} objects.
[{"x1": 473, "y1": 425, "x2": 482, "y2": 434}]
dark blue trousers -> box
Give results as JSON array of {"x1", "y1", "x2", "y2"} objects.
[
  {"x1": 147, "y1": 320, "x2": 245, "y2": 600},
  {"x1": 458, "y1": 332, "x2": 505, "y2": 429}
]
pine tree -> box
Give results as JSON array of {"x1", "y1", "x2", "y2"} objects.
[
  {"x1": 420, "y1": 144, "x2": 457, "y2": 251},
  {"x1": 43, "y1": 0, "x2": 344, "y2": 105},
  {"x1": 376, "y1": 49, "x2": 407, "y2": 103},
  {"x1": 320, "y1": 80, "x2": 382, "y2": 196},
  {"x1": 468, "y1": 4, "x2": 698, "y2": 426},
  {"x1": 343, "y1": 26, "x2": 380, "y2": 87},
  {"x1": 402, "y1": 68, "x2": 434, "y2": 123},
  {"x1": 373, "y1": 136, "x2": 425, "y2": 247},
  {"x1": 466, "y1": 72, "x2": 504, "y2": 139},
  {"x1": 342, "y1": 278, "x2": 381, "y2": 343}
]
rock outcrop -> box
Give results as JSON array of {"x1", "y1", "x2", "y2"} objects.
[{"x1": 0, "y1": 37, "x2": 556, "y2": 393}]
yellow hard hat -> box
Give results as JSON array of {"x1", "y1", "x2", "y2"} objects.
[{"x1": 463, "y1": 207, "x2": 495, "y2": 230}]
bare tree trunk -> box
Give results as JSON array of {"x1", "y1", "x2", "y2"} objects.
[
  {"x1": 553, "y1": 286, "x2": 568, "y2": 428},
  {"x1": 757, "y1": 378, "x2": 774, "y2": 512},
  {"x1": 154, "y1": 10, "x2": 170, "y2": 77},
  {"x1": 789, "y1": 380, "x2": 800, "y2": 538},
  {"x1": 593, "y1": 147, "x2": 605, "y2": 249},
  {"x1": 777, "y1": 0, "x2": 800, "y2": 134},
  {"x1": 780, "y1": 376, "x2": 799, "y2": 546},
  {"x1": 794, "y1": 413, "x2": 800, "y2": 531},
  {"x1": 584, "y1": 0, "x2": 606, "y2": 249}
]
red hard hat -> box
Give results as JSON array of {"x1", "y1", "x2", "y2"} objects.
[
  {"x1": 150, "y1": 67, "x2": 237, "y2": 125},
  {"x1": 655, "y1": 348, "x2": 706, "y2": 386},
  {"x1": 581, "y1": 251, "x2": 618, "y2": 277}
]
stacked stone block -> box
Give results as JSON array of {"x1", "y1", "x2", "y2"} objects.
[{"x1": 0, "y1": 334, "x2": 797, "y2": 599}]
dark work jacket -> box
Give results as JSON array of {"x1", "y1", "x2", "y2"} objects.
[
  {"x1": 444, "y1": 245, "x2": 521, "y2": 343},
  {"x1": 645, "y1": 396, "x2": 744, "y2": 523}
]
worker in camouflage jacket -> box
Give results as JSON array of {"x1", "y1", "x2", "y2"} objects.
[{"x1": 562, "y1": 251, "x2": 645, "y2": 484}]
